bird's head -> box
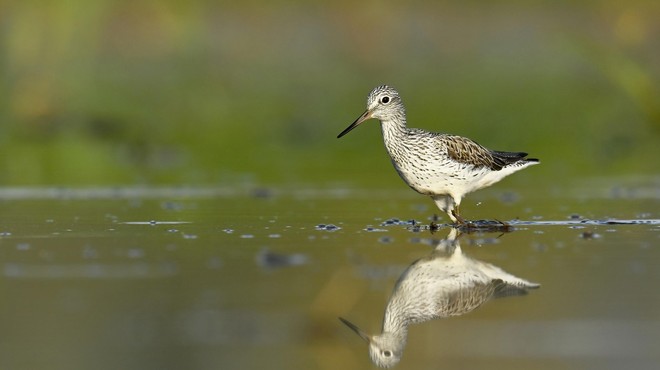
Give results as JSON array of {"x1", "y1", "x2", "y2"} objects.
[
  {"x1": 339, "y1": 317, "x2": 405, "y2": 368},
  {"x1": 337, "y1": 85, "x2": 404, "y2": 138}
]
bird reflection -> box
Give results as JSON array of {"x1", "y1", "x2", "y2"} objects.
[{"x1": 340, "y1": 228, "x2": 540, "y2": 368}]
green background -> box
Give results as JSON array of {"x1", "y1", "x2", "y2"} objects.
[{"x1": 1, "y1": 0, "x2": 658, "y2": 187}]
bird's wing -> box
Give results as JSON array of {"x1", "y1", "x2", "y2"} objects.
[
  {"x1": 438, "y1": 135, "x2": 535, "y2": 170},
  {"x1": 439, "y1": 135, "x2": 505, "y2": 170}
]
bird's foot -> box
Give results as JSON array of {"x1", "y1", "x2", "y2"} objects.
[
  {"x1": 493, "y1": 219, "x2": 513, "y2": 232},
  {"x1": 494, "y1": 218, "x2": 509, "y2": 226},
  {"x1": 455, "y1": 218, "x2": 515, "y2": 233},
  {"x1": 451, "y1": 210, "x2": 469, "y2": 227}
]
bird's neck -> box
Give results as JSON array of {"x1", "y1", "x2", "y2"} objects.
[
  {"x1": 380, "y1": 113, "x2": 408, "y2": 144},
  {"x1": 382, "y1": 307, "x2": 410, "y2": 337}
]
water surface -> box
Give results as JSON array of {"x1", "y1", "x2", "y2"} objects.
[{"x1": 0, "y1": 183, "x2": 658, "y2": 370}]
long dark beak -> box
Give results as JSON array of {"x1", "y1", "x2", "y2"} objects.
[
  {"x1": 339, "y1": 317, "x2": 371, "y2": 343},
  {"x1": 337, "y1": 110, "x2": 372, "y2": 138}
]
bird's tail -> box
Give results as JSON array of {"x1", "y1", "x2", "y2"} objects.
[{"x1": 491, "y1": 151, "x2": 540, "y2": 168}]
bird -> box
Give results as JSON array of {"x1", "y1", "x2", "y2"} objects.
[
  {"x1": 339, "y1": 228, "x2": 540, "y2": 368},
  {"x1": 337, "y1": 85, "x2": 539, "y2": 224}
]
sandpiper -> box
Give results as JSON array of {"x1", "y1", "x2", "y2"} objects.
[
  {"x1": 340, "y1": 229, "x2": 540, "y2": 368},
  {"x1": 338, "y1": 85, "x2": 539, "y2": 224}
]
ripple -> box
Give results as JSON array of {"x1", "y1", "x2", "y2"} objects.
[
  {"x1": 3, "y1": 262, "x2": 178, "y2": 279},
  {"x1": 315, "y1": 224, "x2": 341, "y2": 231},
  {"x1": 121, "y1": 221, "x2": 193, "y2": 225},
  {"x1": 509, "y1": 218, "x2": 660, "y2": 226},
  {"x1": 381, "y1": 218, "x2": 417, "y2": 227}
]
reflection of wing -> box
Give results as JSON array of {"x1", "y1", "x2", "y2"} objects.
[
  {"x1": 475, "y1": 260, "x2": 541, "y2": 289},
  {"x1": 436, "y1": 277, "x2": 538, "y2": 319},
  {"x1": 440, "y1": 280, "x2": 500, "y2": 318},
  {"x1": 493, "y1": 280, "x2": 535, "y2": 298}
]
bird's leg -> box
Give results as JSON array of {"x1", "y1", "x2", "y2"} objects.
[
  {"x1": 494, "y1": 218, "x2": 509, "y2": 226},
  {"x1": 451, "y1": 207, "x2": 466, "y2": 225},
  {"x1": 452, "y1": 206, "x2": 477, "y2": 229},
  {"x1": 433, "y1": 195, "x2": 466, "y2": 226}
]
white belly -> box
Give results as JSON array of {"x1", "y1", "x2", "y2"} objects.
[{"x1": 392, "y1": 158, "x2": 493, "y2": 197}]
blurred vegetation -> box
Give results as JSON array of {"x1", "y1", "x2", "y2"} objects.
[{"x1": 0, "y1": 0, "x2": 658, "y2": 187}]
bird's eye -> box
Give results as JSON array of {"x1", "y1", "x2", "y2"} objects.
[
  {"x1": 382, "y1": 350, "x2": 392, "y2": 357},
  {"x1": 380, "y1": 96, "x2": 390, "y2": 104}
]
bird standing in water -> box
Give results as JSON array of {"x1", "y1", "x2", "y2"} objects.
[{"x1": 337, "y1": 85, "x2": 539, "y2": 224}]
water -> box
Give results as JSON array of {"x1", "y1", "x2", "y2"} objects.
[{"x1": 0, "y1": 183, "x2": 658, "y2": 370}]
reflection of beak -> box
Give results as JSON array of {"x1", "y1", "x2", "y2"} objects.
[
  {"x1": 339, "y1": 317, "x2": 371, "y2": 343},
  {"x1": 337, "y1": 109, "x2": 372, "y2": 138}
]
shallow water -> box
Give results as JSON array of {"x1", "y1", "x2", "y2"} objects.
[{"x1": 0, "y1": 183, "x2": 658, "y2": 370}]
